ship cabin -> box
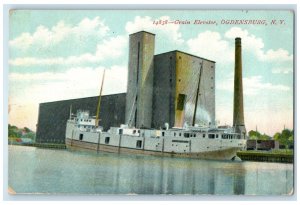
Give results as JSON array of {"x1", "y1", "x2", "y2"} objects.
[
  {"x1": 108, "y1": 125, "x2": 242, "y2": 140},
  {"x1": 108, "y1": 125, "x2": 140, "y2": 137},
  {"x1": 163, "y1": 129, "x2": 242, "y2": 140},
  {"x1": 72, "y1": 110, "x2": 102, "y2": 132},
  {"x1": 108, "y1": 126, "x2": 159, "y2": 138}
]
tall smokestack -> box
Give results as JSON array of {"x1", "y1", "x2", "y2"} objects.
[{"x1": 233, "y1": 37, "x2": 246, "y2": 138}]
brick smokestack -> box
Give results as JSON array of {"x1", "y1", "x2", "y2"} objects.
[{"x1": 233, "y1": 37, "x2": 246, "y2": 137}]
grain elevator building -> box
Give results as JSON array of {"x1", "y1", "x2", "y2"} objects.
[{"x1": 36, "y1": 31, "x2": 216, "y2": 144}]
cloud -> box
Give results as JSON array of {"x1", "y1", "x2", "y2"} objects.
[
  {"x1": 9, "y1": 65, "x2": 128, "y2": 131},
  {"x1": 9, "y1": 17, "x2": 109, "y2": 51},
  {"x1": 263, "y1": 49, "x2": 293, "y2": 62},
  {"x1": 225, "y1": 27, "x2": 293, "y2": 63},
  {"x1": 186, "y1": 31, "x2": 232, "y2": 63},
  {"x1": 217, "y1": 75, "x2": 290, "y2": 96},
  {"x1": 272, "y1": 66, "x2": 293, "y2": 74},
  {"x1": 9, "y1": 35, "x2": 127, "y2": 67},
  {"x1": 243, "y1": 76, "x2": 290, "y2": 95},
  {"x1": 9, "y1": 65, "x2": 128, "y2": 105},
  {"x1": 187, "y1": 27, "x2": 293, "y2": 65},
  {"x1": 125, "y1": 16, "x2": 184, "y2": 45}
]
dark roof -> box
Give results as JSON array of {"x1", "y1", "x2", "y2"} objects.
[
  {"x1": 40, "y1": 93, "x2": 126, "y2": 104},
  {"x1": 129, "y1": 31, "x2": 156, "y2": 36},
  {"x1": 155, "y1": 50, "x2": 216, "y2": 63}
]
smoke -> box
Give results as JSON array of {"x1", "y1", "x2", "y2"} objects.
[{"x1": 184, "y1": 101, "x2": 212, "y2": 125}]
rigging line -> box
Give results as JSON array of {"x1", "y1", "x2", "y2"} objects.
[
  {"x1": 192, "y1": 61, "x2": 203, "y2": 126},
  {"x1": 127, "y1": 86, "x2": 138, "y2": 126},
  {"x1": 95, "y1": 70, "x2": 105, "y2": 126}
]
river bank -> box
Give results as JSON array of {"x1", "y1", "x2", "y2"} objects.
[{"x1": 237, "y1": 150, "x2": 293, "y2": 163}]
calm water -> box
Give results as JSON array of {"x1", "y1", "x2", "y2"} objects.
[{"x1": 8, "y1": 145, "x2": 293, "y2": 195}]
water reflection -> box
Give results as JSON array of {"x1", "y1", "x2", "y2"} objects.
[{"x1": 9, "y1": 146, "x2": 293, "y2": 195}]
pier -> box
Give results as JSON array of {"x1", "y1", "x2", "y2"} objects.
[
  {"x1": 10, "y1": 143, "x2": 66, "y2": 149},
  {"x1": 237, "y1": 150, "x2": 293, "y2": 163},
  {"x1": 32, "y1": 143, "x2": 66, "y2": 149}
]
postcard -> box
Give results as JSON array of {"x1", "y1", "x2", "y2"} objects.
[{"x1": 7, "y1": 9, "x2": 294, "y2": 195}]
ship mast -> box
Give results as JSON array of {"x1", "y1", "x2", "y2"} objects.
[
  {"x1": 95, "y1": 70, "x2": 105, "y2": 126},
  {"x1": 192, "y1": 62, "x2": 203, "y2": 126}
]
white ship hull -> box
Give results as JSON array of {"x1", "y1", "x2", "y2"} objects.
[
  {"x1": 65, "y1": 120, "x2": 246, "y2": 161},
  {"x1": 66, "y1": 138, "x2": 242, "y2": 160}
]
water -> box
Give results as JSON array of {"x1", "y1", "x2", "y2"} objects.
[{"x1": 8, "y1": 145, "x2": 293, "y2": 195}]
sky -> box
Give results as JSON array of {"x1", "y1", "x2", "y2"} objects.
[{"x1": 8, "y1": 10, "x2": 294, "y2": 136}]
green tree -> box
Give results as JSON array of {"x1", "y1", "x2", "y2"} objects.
[
  {"x1": 248, "y1": 130, "x2": 270, "y2": 140},
  {"x1": 274, "y1": 129, "x2": 293, "y2": 149},
  {"x1": 248, "y1": 130, "x2": 261, "y2": 140},
  {"x1": 8, "y1": 124, "x2": 36, "y2": 142},
  {"x1": 23, "y1": 127, "x2": 31, "y2": 133},
  {"x1": 24, "y1": 132, "x2": 36, "y2": 141},
  {"x1": 8, "y1": 124, "x2": 20, "y2": 138}
]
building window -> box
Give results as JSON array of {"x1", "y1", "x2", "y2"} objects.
[
  {"x1": 174, "y1": 133, "x2": 176, "y2": 136},
  {"x1": 79, "y1": 134, "x2": 83, "y2": 141},
  {"x1": 184, "y1": 133, "x2": 189, "y2": 138},
  {"x1": 179, "y1": 133, "x2": 182, "y2": 137},
  {"x1": 203, "y1": 134, "x2": 205, "y2": 138},
  {"x1": 105, "y1": 137, "x2": 110, "y2": 144},
  {"x1": 133, "y1": 130, "x2": 136, "y2": 134},
  {"x1": 162, "y1": 132, "x2": 165, "y2": 136},
  {"x1": 136, "y1": 140, "x2": 142, "y2": 148},
  {"x1": 119, "y1": 129, "x2": 123, "y2": 135}
]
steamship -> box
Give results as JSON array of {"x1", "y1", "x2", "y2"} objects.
[
  {"x1": 65, "y1": 110, "x2": 246, "y2": 160},
  {"x1": 65, "y1": 37, "x2": 247, "y2": 160}
]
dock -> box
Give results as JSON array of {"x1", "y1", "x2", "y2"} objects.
[
  {"x1": 11, "y1": 143, "x2": 66, "y2": 149},
  {"x1": 237, "y1": 150, "x2": 293, "y2": 163},
  {"x1": 29, "y1": 143, "x2": 66, "y2": 149}
]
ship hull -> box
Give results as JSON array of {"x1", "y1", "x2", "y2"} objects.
[{"x1": 66, "y1": 138, "x2": 242, "y2": 161}]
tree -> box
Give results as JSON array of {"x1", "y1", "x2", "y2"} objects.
[
  {"x1": 248, "y1": 130, "x2": 270, "y2": 140},
  {"x1": 23, "y1": 127, "x2": 31, "y2": 133},
  {"x1": 259, "y1": 134, "x2": 271, "y2": 140},
  {"x1": 8, "y1": 124, "x2": 36, "y2": 142},
  {"x1": 274, "y1": 129, "x2": 293, "y2": 149},
  {"x1": 248, "y1": 130, "x2": 261, "y2": 140}
]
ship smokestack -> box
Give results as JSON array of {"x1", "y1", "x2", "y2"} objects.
[{"x1": 233, "y1": 37, "x2": 246, "y2": 138}]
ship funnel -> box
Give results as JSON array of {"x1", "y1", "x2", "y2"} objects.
[{"x1": 233, "y1": 37, "x2": 246, "y2": 138}]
